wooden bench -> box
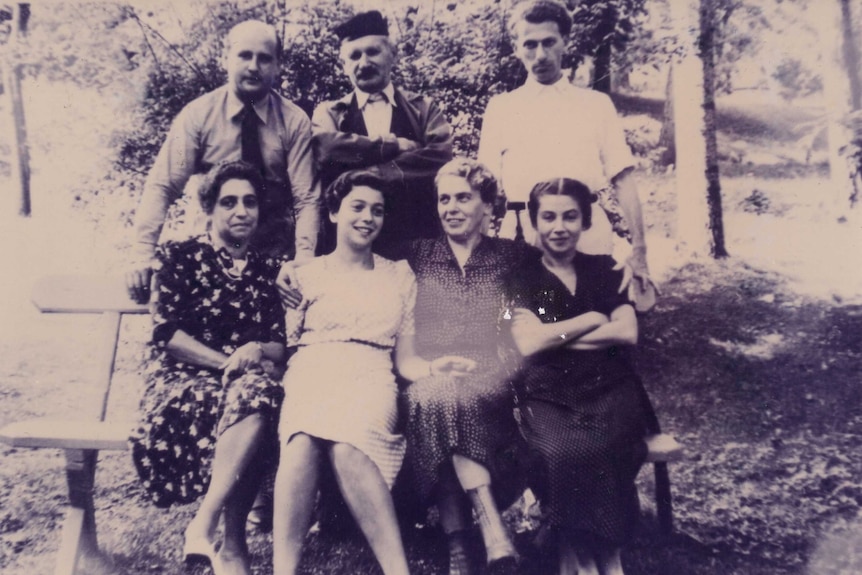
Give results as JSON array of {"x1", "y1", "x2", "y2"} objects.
[
  {"x1": 0, "y1": 275, "x2": 684, "y2": 574},
  {"x1": 0, "y1": 275, "x2": 146, "y2": 575}
]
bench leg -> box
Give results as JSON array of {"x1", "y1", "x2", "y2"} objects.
[
  {"x1": 55, "y1": 449, "x2": 100, "y2": 575},
  {"x1": 654, "y1": 461, "x2": 673, "y2": 535}
]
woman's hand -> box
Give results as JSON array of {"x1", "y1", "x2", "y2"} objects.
[
  {"x1": 277, "y1": 261, "x2": 305, "y2": 309},
  {"x1": 220, "y1": 342, "x2": 264, "y2": 384},
  {"x1": 429, "y1": 356, "x2": 477, "y2": 378}
]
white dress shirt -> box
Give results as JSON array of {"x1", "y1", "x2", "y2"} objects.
[
  {"x1": 478, "y1": 77, "x2": 635, "y2": 254},
  {"x1": 355, "y1": 83, "x2": 397, "y2": 139}
]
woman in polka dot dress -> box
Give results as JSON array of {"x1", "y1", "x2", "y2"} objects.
[
  {"x1": 505, "y1": 178, "x2": 652, "y2": 575},
  {"x1": 398, "y1": 159, "x2": 534, "y2": 575}
]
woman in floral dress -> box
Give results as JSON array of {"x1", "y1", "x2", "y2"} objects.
[{"x1": 131, "y1": 161, "x2": 286, "y2": 575}]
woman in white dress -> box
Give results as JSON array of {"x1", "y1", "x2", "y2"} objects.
[{"x1": 272, "y1": 172, "x2": 417, "y2": 575}]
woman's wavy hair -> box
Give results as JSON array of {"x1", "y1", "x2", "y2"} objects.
[
  {"x1": 198, "y1": 160, "x2": 266, "y2": 215},
  {"x1": 434, "y1": 158, "x2": 499, "y2": 205},
  {"x1": 325, "y1": 170, "x2": 390, "y2": 215},
  {"x1": 527, "y1": 177, "x2": 594, "y2": 229}
]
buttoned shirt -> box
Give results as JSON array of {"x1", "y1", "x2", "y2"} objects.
[
  {"x1": 355, "y1": 83, "x2": 396, "y2": 139},
  {"x1": 478, "y1": 77, "x2": 634, "y2": 254},
  {"x1": 134, "y1": 85, "x2": 320, "y2": 261}
]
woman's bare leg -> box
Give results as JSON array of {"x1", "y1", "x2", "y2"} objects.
[
  {"x1": 598, "y1": 546, "x2": 624, "y2": 575},
  {"x1": 328, "y1": 442, "x2": 410, "y2": 575},
  {"x1": 560, "y1": 538, "x2": 598, "y2": 575},
  {"x1": 186, "y1": 414, "x2": 266, "y2": 542},
  {"x1": 272, "y1": 433, "x2": 322, "y2": 575},
  {"x1": 218, "y1": 456, "x2": 265, "y2": 575}
]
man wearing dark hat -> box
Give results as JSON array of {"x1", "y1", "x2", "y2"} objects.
[{"x1": 312, "y1": 10, "x2": 453, "y2": 256}]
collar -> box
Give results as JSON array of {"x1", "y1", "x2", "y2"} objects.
[
  {"x1": 202, "y1": 233, "x2": 256, "y2": 266},
  {"x1": 426, "y1": 234, "x2": 497, "y2": 265},
  {"x1": 354, "y1": 83, "x2": 397, "y2": 109},
  {"x1": 227, "y1": 87, "x2": 271, "y2": 125},
  {"x1": 522, "y1": 74, "x2": 571, "y2": 96}
]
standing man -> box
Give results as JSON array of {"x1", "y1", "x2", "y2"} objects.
[
  {"x1": 478, "y1": 0, "x2": 653, "y2": 294},
  {"x1": 126, "y1": 20, "x2": 319, "y2": 303},
  {"x1": 313, "y1": 10, "x2": 453, "y2": 256}
]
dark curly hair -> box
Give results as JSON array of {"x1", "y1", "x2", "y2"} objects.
[
  {"x1": 199, "y1": 160, "x2": 266, "y2": 215},
  {"x1": 527, "y1": 177, "x2": 594, "y2": 229},
  {"x1": 325, "y1": 170, "x2": 389, "y2": 215},
  {"x1": 508, "y1": 0, "x2": 573, "y2": 39}
]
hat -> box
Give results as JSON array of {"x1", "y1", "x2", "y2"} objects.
[{"x1": 334, "y1": 11, "x2": 389, "y2": 42}]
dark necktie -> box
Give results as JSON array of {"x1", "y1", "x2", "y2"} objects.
[{"x1": 241, "y1": 103, "x2": 264, "y2": 175}]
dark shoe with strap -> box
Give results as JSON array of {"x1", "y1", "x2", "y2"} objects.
[{"x1": 485, "y1": 555, "x2": 519, "y2": 575}]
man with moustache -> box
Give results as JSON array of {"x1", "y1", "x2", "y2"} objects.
[
  {"x1": 312, "y1": 10, "x2": 453, "y2": 257},
  {"x1": 478, "y1": 0, "x2": 654, "y2": 299},
  {"x1": 126, "y1": 20, "x2": 319, "y2": 303}
]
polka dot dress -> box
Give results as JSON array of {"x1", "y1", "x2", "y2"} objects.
[
  {"x1": 401, "y1": 236, "x2": 533, "y2": 505},
  {"x1": 505, "y1": 251, "x2": 652, "y2": 545}
]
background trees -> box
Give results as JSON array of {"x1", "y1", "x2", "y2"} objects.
[{"x1": 2, "y1": 0, "x2": 860, "y2": 252}]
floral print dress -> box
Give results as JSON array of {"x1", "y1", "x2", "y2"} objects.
[{"x1": 131, "y1": 236, "x2": 285, "y2": 507}]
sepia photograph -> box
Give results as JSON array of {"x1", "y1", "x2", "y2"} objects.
[{"x1": 1, "y1": 0, "x2": 861, "y2": 573}]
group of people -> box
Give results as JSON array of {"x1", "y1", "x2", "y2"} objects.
[{"x1": 125, "y1": 2, "x2": 661, "y2": 575}]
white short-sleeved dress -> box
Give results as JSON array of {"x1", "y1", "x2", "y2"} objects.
[{"x1": 279, "y1": 254, "x2": 416, "y2": 488}]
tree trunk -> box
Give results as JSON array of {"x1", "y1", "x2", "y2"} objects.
[
  {"x1": 4, "y1": 3, "x2": 31, "y2": 217},
  {"x1": 699, "y1": 0, "x2": 727, "y2": 257},
  {"x1": 818, "y1": 0, "x2": 855, "y2": 214},
  {"x1": 658, "y1": 66, "x2": 675, "y2": 166},
  {"x1": 669, "y1": 0, "x2": 711, "y2": 256},
  {"x1": 840, "y1": 0, "x2": 861, "y2": 111},
  {"x1": 591, "y1": 40, "x2": 612, "y2": 94}
]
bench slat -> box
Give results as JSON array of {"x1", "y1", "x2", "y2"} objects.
[
  {"x1": 0, "y1": 418, "x2": 131, "y2": 451},
  {"x1": 646, "y1": 433, "x2": 684, "y2": 463},
  {"x1": 31, "y1": 275, "x2": 148, "y2": 314}
]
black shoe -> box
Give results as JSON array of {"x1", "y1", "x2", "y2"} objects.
[{"x1": 486, "y1": 555, "x2": 519, "y2": 575}]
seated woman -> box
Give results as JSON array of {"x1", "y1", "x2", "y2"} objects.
[
  {"x1": 131, "y1": 160, "x2": 286, "y2": 575},
  {"x1": 505, "y1": 178, "x2": 652, "y2": 575},
  {"x1": 397, "y1": 158, "x2": 532, "y2": 575},
  {"x1": 272, "y1": 172, "x2": 416, "y2": 575}
]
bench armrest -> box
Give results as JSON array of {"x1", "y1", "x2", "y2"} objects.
[
  {"x1": 646, "y1": 433, "x2": 684, "y2": 462},
  {"x1": 0, "y1": 418, "x2": 132, "y2": 451}
]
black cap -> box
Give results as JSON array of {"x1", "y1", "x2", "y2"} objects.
[{"x1": 333, "y1": 11, "x2": 389, "y2": 42}]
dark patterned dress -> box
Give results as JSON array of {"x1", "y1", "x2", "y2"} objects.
[
  {"x1": 131, "y1": 236, "x2": 286, "y2": 508},
  {"x1": 505, "y1": 251, "x2": 651, "y2": 545},
  {"x1": 401, "y1": 236, "x2": 534, "y2": 505}
]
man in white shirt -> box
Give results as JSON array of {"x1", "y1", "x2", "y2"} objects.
[
  {"x1": 312, "y1": 10, "x2": 453, "y2": 257},
  {"x1": 478, "y1": 0, "x2": 651, "y2": 289}
]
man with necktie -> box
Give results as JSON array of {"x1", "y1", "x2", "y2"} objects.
[
  {"x1": 312, "y1": 10, "x2": 453, "y2": 257},
  {"x1": 126, "y1": 20, "x2": 319, "y2": 303}
]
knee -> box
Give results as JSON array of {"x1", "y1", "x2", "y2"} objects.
[{"x1": 281, "y1": 433, "x2": 317, "y2": 462}]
